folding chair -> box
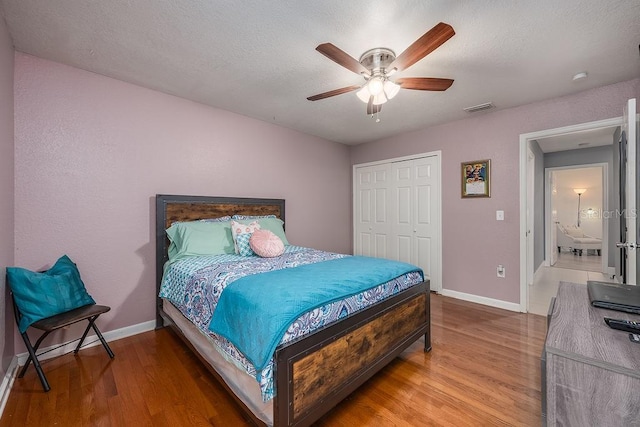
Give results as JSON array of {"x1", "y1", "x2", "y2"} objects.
[{"x1": 10, "y1": 291, "x2": 115, "y2": 392}]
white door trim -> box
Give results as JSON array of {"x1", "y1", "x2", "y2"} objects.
[
  {"x1": 526, "y1": 148, "x2": 535, "y2": 287},
  {"x1": 353, "y1": 151, "x2": 442, "y2": 292},
  {"x1": 519, "y1": 117, "x2": 623, "y2": 312}
]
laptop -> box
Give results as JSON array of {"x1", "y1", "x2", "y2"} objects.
[{"x1": 587, "y1": 281, "x2": 640, "y2": 315}]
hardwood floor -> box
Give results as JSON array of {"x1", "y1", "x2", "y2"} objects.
[{"x1": 0, "y1": 295, "x2": 546, "y2": 426}]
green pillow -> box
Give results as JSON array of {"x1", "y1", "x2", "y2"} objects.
[
  {"x1": 237, "y1": 217, "x2": 289, "y2": 245},
  {"x1": 7, "y1": 255, "x2": 96, "y2": 333},
  {"x1": 166, "y1": 220, "x2": 234, "y2": 260}
]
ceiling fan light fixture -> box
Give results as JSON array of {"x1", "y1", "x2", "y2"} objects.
[
  {"x1": 372, "y1": 92, "x2": 388, "y2": 106},
  {"x1": 307, "y1": 22, "x2": 456, "y2": 117},
  {"x1": 356, "y1": 86, "x2": 371, "y2": 103},
  {"x1": 357, "y1": 78, "x2": 399, "y2": 105},
  {"x1": 368, "y1": 77, "x2": 385, "y2": 96},
  {"x1": 383, "y1": 80, "x2": 400, "y2": 100}
]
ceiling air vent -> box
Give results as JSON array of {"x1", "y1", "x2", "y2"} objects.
[{"x1": 463, "y1": 102, "x2": 494, "y2": 113}]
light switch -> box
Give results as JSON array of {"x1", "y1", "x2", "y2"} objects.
[{"x1": 496, "y1": 210, "x2": 504, "y2": 221}]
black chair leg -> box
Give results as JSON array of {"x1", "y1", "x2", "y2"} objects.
[
  {"x1": 19, "y1": 332, "x2": 50, "y2": 392},
  {"x1": 18, "y1": 329, "x2": 50, "y2": 378},
  {"x1": 91, "y1": 323, "x2": 115, "y2": 359},
  {"x1": 74, "y1": 317, "x2": 96, "y2": 354},
  {"x1": 73, "y1": 316, "x2": 114, "y2": 359}
]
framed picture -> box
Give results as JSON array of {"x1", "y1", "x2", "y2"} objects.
[{"x1": 462, "y1": 159, "x2": 491, "y2": 198}]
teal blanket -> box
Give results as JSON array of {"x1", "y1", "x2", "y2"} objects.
[{"x1": 208, "y1": 256, "x2": 423, "y2": 377}]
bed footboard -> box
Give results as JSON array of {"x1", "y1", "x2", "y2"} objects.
[{"x1": 274, "y1": 280, "x2": 430, "y2": 426}]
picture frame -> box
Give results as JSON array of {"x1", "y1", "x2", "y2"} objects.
[{"x1": 461, "y1": 159, "x2": 491, "y2": 198}]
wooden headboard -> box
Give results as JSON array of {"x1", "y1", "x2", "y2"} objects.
[{"x1": 155, "y1": 194, "x2": 285, "y2": 327}]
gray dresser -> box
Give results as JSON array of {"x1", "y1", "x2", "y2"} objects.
[{"x1": 543, "y1": 282, "x2": 640, "y2": 426}]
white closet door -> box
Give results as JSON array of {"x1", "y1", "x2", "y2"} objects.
[
  {"x1": 354, "y1": 163, "x2": 391, "y2": 258},
  {"x1": 354, "y1": 154, "x2": 441, "y2": 292},
  {"x1": 391, "y1": 157, "x2": 439, "y2": 286},
  {"x1": 413, "y1": 156, "x2": 439, "y2": 288},
  {"x1": 391, "y1": 161, "x2": 414, "y2": 263}
]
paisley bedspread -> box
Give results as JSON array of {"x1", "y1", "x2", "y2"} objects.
[{"x1": 159, "y1": 246, "x2": 424, "y2": 401}]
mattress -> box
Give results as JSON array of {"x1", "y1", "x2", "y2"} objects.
[{"x1": 159, "y1": 246, "x2": 424, "y2": 402}]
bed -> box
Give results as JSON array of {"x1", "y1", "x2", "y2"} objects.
[{"x1": 155, "y1": 194, "x2": 431, "y2": 426}]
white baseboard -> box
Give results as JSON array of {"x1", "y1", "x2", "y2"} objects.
[
  {"x1": 16, "y1": 319, "x2": 156, "y2": 366},
  {"x1": 440, "y1": 289, "x2": 522, "y2": 312},
  {"x1": 0, "y1": 356, "x2": 18, "y2": 419}
]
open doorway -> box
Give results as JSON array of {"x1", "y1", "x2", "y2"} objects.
[{"x1": 518, "y1": 117, "x2": 622, "y2": 313}]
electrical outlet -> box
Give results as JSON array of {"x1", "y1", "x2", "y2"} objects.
[{"x1": 497, "y1": 265, "x2": 505, "y2": 278}]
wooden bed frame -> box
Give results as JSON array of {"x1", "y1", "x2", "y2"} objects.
[{"x1": 155, "y1": 194, "x2": 431, "y2": 426}]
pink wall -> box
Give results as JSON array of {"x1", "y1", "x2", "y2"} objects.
[
  {"x1": 0, "y1": 15, "x2": 15, "y2": 375},
  {"x1": 9, "y1": 48, "x2": 640, "y2": 354},
  {"x1": 13, "y1": 54, "x2": 352, "y2": 346},
  {"x1": 351, "y1": 78, "x2": 640, "y2": 304}
]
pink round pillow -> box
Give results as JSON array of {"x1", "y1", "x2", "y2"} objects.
[{"x1": 249, "y1": 229, "x2": 285, "y2": 258}]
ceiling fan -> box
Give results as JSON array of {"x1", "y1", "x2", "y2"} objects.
[{"x1": 307, "y1": 22, "x2": 455, "y2": 117}]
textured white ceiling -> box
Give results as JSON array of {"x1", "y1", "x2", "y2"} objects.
[{"x1": 1, "y1": 0, "x2": 639, "y2": 145}]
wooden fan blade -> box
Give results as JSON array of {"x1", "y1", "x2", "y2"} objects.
[
  {"x1": 307, "y1": 85, "x2": 361, "y2": 101},
  {"x1": 316, "y1": 43, "x2": 369, "y2": 75},
  {"x1": 388, "y1": 22, "x2": 455, "y2": 72},
  {"x1": 367, "y1": 97, "x2": 382, "y2": 115},
  {"x1": 396, "y1": 77, "x2": 454, "y2": 91}
]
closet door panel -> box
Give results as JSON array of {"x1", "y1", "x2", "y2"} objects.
[
  {"x1": 416, "y1": 185, "x2": 431, "y2": 225},
  {"x1": 358, "y1": 233, "x2": 372, "y2": 257},
  {"x1": 396, "y1": 186, "x2": 411, "y2": 225},
  {"x1": 413, "y1": 158, "x2": 437, "y2": 284},
  {"x1": 355, "y1": 164, "x2": 392, "y2": 257},
  {"x1": 392, "y1": 162, "x2": 412, "y2": 263},
  {"x1": 396, "y1": 235, "x2": 412, "y2": 263},
  {"x1": 359, "y1": 188, "x2": 371, "y2": 223},
  {"x1": 375, "y1": 188, "x2": 388, "y2": 223},
  {"x1": 374, "y1": 234, "x2": 388, "y2": 259}
]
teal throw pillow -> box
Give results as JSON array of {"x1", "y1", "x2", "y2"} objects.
[
  {"x1": 7, "y1": 255, "x2": 96, "y2": 333},
  {"x1": 235, "y1": 233, "x2": 255, "y2": 256}
]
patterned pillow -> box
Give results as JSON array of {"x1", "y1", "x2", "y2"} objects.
[
  {"x1": 250, "y1": 229, "x2": 285, "y2": 258},
  {"x1": 231, "y1": 220, "x2": 261, "y2": 256}
]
